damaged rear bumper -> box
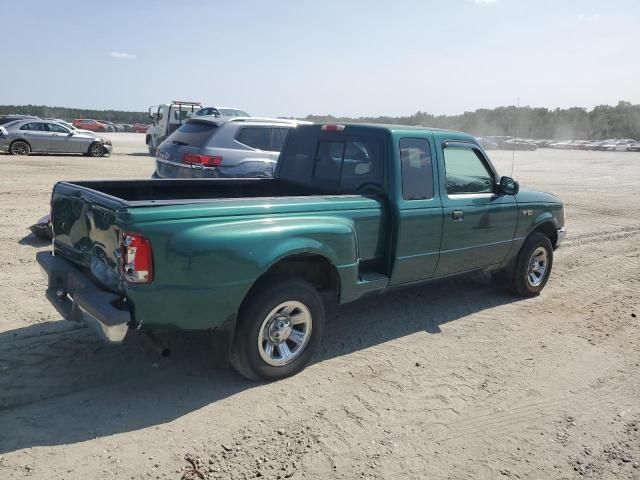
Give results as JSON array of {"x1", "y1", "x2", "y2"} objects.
[{"x1": 36, "y1": 251, "x2": 130, "y2": 343}]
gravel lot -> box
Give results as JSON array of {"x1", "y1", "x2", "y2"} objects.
[{"x1": 0, "y1": 133, "x2": 639, "y2": 479}]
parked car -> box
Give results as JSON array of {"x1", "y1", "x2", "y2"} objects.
[
  {"x1": 475, "y1": 137, "x2": 499, "y2": 150},
  {"x1": 571, "y1": 140, "x2": 591, "y2": 150},
  {"x1": 154, "y1": 117, "x2": 307, "y2": 179},
  {"x1": 0, "y1": 114, "x2": 39, "y2": 126},
  {"x1": 613, "y1": 140, "x2": 636, "y2": 151},
  {"x1": 0, "y1": 120, "x2": 112, "y2": 156},
  {"x1": 72, "y1": 119, "x2": 109, "y2": 132},
  {"x1": 584, "y1": 141, "x2": 605, "y2": 151},
  {"x1": 629, "y1": 142, "x2": 640, "y2": 152},
  {"x1": 549, "y1": 140, "x2": 574, "y2": 150},
  {"x1": 194, "y1": 106, "x2": 251, "y2": 118},
  {"x1": 99, "y1": 121, "x2": 116, "y2": 132},
  {"x1": 504, "y1": 139, "x2": 537, "y2": 151},
  {"x1": 600, "y1": 139, "x2": 634, "y2": 151},
  {"x1": 38, "y1": 123, "x2": 565, "y2": 380},
  {"x1": 132, "y1": 123, "x2": 150, "y2": 133}
]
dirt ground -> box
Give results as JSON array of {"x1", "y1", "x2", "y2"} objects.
[{"x1": 0, "y1": 133, "x2": 639, "y2": 480}]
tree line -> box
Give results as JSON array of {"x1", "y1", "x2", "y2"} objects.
[
  {"x1": 2, "y1": 101, "x2": 640, "y2": 139},
  {"x1": 0, "y1": 105, "x2": 150, "y2": 124},
  {"x1": 303, "y1": 101, "x2": 640, "y2": 140}
]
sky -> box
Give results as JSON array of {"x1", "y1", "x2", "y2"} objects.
[{"x1": 0, "y1": 0, "x2": 638, "y2": 118}]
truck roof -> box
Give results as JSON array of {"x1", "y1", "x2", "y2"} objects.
[{"x1": 304, "y1": 122, "x2": 476, "y2": 141}]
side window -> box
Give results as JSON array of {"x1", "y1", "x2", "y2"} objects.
[
  {"x1": 341, "y1": 138, "x2": 383, "y2": 190},
  {"x1": 236, "y1": 127, "x2": 271, "y2": 150},
  {"x1": 312, "y1": 137, "x2": 383, "y2": 189},
  {"x1": 444, "y1": 146, "x2": 494, "y2": 194},
  {"x1": 313, "y1": 141, "x2": 344, "y2": 181},
  {"x1": 399, "y1": 138, "x2": 433, "y2": 200},
  {"x1": 21, "y1": 122, "x2": 46, "y2": 131},
  {"x1": 47, "y1": 123, "x2": 70, "y2": 133},
  {"x1": 157, "y1": 107, "x2": 165, "y2": 121}
]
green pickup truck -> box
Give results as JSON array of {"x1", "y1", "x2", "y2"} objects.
[{"x1": 38, "y1": 123, "x2": 565, "y2": 380}]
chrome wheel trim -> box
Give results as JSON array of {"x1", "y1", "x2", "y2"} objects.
[
  {"x1": 91, "y1": 143, "x2": 104, "y2": 156},
  {"x1": 526, "y1": 246, "x2": 548, "y2": 287},
  {"x1": 257, "y1": 300, "x2": 312, "y2": 367},
  {"x1": 12, "y1": 142, "x2": 29, "y2": 155}
]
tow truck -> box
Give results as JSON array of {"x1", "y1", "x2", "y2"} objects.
[{"x1": 145, "y1": 101, "x2": 202, "y2": 156}]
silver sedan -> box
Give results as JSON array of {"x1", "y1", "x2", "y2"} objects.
[{"x1": 0, "y1": 119, "x2": 112, "y2": 156}]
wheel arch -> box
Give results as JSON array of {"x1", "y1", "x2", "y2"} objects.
[
  {"x1": 530, "y1": 220, "x2": 558, "y2": 246},
  {"x1": 9, "y1": 138, "x2": 31, "y2": 152},
  {"x1": 240, "y1": 253, "x2": 340, "y2": 314}
]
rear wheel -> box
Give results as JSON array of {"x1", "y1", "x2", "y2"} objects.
[
  {"x1": 9, "y1": 140, "x2": 30, "y2": 156},
  {"x1": 230, "y1": 278, "x2": 325, "y2": 381},
  {"x1": 88, "y1": 142, "x2": 105, "y2": 157}
]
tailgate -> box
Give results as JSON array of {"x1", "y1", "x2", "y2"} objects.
[{"x1": 51, "y1": 182, "x2": 126, "y2": 291}]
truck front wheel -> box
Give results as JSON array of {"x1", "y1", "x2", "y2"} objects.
[
  {"x1": 230, "y1": 278, "x2": 325, "y2": 381},
  {"x1": 509, "y1": 232, "x2": 554, "y2": 297}
]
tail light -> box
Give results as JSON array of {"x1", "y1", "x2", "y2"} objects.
[
  {"x1": 182, "y1": 153, "x2": 222, "y2": 167},
  {"x1": 121, "y1": 232, "x2": 153, "y2": 283}
]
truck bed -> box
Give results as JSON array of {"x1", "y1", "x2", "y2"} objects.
[
  {"x1": 50, "y1": 178, "x2": 387, "y2": 294},
  {"x1": 62, "y1": 178, "x2": 337, "y2": 205}
]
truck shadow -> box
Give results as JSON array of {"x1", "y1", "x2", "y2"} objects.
[{"x1": 0, "y1": 272, "x2": 519, "y2": 454}]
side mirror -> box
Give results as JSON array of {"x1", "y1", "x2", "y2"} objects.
[{"x1": 499, "y1": 176, "x2": 519, "y2": 195}]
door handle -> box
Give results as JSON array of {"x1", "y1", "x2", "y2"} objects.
[{"x1": 451, "y1": 210, "x2": 464, "y2": 221}]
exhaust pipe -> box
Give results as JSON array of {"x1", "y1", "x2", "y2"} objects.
[{"x1": 145, "y1": 331, "x2": 171, "y2": 357}]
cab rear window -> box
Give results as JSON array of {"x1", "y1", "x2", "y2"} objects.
[
  {"x1": 279, "y1": 128, "x2": 384, "y2": 193},
  {"x1": 166, "y1": 121, "x2": 217, "y2": 147}
]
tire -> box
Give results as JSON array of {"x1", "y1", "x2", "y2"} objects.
[
  {"x1": 230, "y1": 278, "x2": 325, "y2": 381},
  {"x1": 9, "y1": 140, "x2": 31, "y2": 156},
  {"x1": 88, "y1": 142, "x2": 105, "y2": 157},
  {"x1": 509, "y1": 232, "x2": 554, "y2": 297},
  {"x1": 148, "y1": 144, "x2": 156, "y2": 156}
]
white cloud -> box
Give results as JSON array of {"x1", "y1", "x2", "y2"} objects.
[
  {"x1": 578, "y1": 13, "x2": 601, "y2": 23},
  {"x1": 109, "y1": 51, "x2": 137, "y2": 60},
  {"x1": 475, "y1": 0, "x2": 497, "y2": 4}
]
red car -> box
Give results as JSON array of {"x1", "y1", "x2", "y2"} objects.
[
  {"x1": 132, "y1": 123, "x2": 150, "y2": 133},
  {"x1": 72, "y1": 119, "x2": 108, "y2": 132}
]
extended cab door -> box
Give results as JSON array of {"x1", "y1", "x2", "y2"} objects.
[
  {"x1": 434, "y1": 139, "x2": 518, "y2": 276},
  {"x1": 389, "y1": 134, "x2": 444, "y2": 285}
]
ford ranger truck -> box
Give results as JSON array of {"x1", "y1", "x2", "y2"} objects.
[{"x1": 37, "y1": 123, "x2": 566, "y2": 381}]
